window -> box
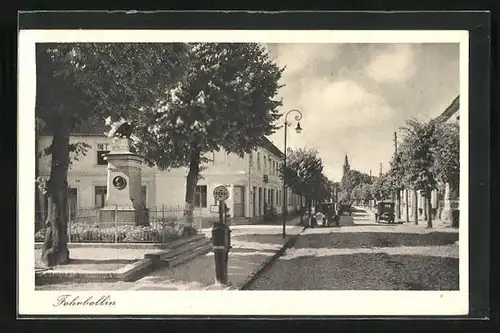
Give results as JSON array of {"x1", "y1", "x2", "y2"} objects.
[
  {"x1": 257, "y1": 152, "x2": 261, "y2": 171},
  {"x1": 96, "y1": 143, "x2": 110, "y2": 165},
  {"x1": 268, "y1": 158, "x2": 272, "y2": 174},
  {"x1": 195, "y1": 185, "x2": 207, "y2": 208},
  {"x1": 272, "y1": 160, "x2": 276, "y2": 175},
  {"x1": 263, "y1": 155, "x2": 267, "y2": 172},
  {"x1": 248, "y1": 152, "x2": 253, "y2": 168},
  {"x1": 95, "y1": 186, "x2": 107, "y2": 208}
]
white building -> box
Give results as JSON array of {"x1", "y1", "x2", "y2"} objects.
[{"x1": 36, "y1": 119, "x2": 303, "y2": 221}]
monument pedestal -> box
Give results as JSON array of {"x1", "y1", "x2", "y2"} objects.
[{"x1": 100, "y1": 137, "x2": 147, "y2": 226}]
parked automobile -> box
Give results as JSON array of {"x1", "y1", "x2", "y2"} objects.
[
  {"x1": 338, "y1": 203, "x2": 352, "y2": 216},
  {"x1": 318, "y1": 202, "x2": 337, "y2": 227},
  {"x1": 375, "y1": 201, "x2": 396, "y2": 224}
]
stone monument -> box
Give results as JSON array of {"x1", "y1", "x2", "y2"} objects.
[{"x1": 100, "y1": 119, "x2": 147, "y2": 225}]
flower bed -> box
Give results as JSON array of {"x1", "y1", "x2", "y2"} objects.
[{"x1": 35, "y1": 221, "x2": 198, "y2": 244}]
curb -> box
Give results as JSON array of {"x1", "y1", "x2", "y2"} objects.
[{"x1": 237, "y1": 225, "x2": 306, "y2": 290}]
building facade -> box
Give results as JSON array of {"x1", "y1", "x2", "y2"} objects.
[{"x1": 36, "y1": 124, "x2": 303, "y2": 220}]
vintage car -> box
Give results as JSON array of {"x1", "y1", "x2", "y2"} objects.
[
  {"x1": 338, "y1": 202, "x2": 353, "y2": 216},
  {"x1": 375, "y1": 201, "x2": 396, "y2": 224},
  {"x1": 318, "y1": 202, "x2": 337, "y2": 227}
]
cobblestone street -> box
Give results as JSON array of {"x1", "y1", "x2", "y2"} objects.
[{"x1": 245, "y1": 209, "x2": 459, "y2": 290}]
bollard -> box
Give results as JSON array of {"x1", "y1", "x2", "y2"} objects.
[{"x1": 212, "y1": 222, "x2": 230, "y2": 285}]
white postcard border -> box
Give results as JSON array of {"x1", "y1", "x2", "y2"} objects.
[{"x1": 18, "y1": 29, "x2": 469, "y2": 316}]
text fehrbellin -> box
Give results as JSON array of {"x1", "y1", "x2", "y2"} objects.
[{"x1": 53, "y1": 294, "x2": 116, "y2": 307}]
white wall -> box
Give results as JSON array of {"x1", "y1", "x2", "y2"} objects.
[{"x1": 37, "y1": 135, "x2": 301, "y2": 218}]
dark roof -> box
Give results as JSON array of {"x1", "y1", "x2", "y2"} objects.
[
  {"x1": 261, "y1": 136, "x2": 284, "y2": 159},
  {"x1": 434, "y1": 95, "x2": 459, "y2": 123}
]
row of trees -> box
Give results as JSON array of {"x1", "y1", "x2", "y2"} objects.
[
  {"x1": 338, "y1": 118, "x2": 460, "y2": 229},
  {"x1": 283, "y1": 148, "x2": 336, "y2": 205},
  {"x1": 36, "y1": 43, "x2": 285, "y2": 267},
  {"x1": 280, "y1": 147, "x2": 337, "y2": 223}
]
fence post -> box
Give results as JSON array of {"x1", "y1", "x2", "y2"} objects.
[{"x1": 114, "y1": 205, "x2": 118, "y2": 243}]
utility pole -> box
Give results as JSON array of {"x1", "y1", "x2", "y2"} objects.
[
  {"x1": 379, "y1": 163, "x2": 383, "y2": 177},
  {"x1": 394, "y1": 131, "x2": 398, "y2": 155}
]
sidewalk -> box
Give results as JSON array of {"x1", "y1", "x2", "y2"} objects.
[
  {"x1": 133, "y1": 220, "x2": 304, "y2": 290},
  {"x1": 35, "y1": 218, "x2": 304, "y2": 290}
]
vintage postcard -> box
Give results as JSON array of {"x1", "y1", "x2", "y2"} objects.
[{"x1": 18, "y1": 28, "x2": 469, "y2": 316}]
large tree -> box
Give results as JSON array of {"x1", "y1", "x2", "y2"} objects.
[
  {"x1": 399, "y1": 118, "x2": 438, "y2": 228},
  {"x1": 431, "y1": 122, "x2": 460, "y2": 226},
  {"x1": 35, "y1": 43, "x2": 187, "y2": 267},
  {"x1": 114, "y1": 43, "x2": 284, "y2": 223}
]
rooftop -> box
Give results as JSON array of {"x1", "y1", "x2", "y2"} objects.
[
  {"x1": 434, "y1": 95, "x2": 459, "y2": 123},
  {"x1": 40, "y1": 117, "x2": 284, "y2": 158}
]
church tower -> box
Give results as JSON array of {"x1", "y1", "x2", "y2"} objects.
[{"x1": 342, "y1": 154, "x2": 350, "y2": 177}]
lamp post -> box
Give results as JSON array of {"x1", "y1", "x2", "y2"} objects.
[{"x1": 282, "y1": 109, "x2": 303, "y2": 239}]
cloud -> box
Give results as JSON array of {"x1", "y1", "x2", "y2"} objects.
[
  {"x1": 265, "y1": 42, "x2": 459, "y2": 182},
  {"x1": 296, "y1": 79, "x2": 394, "y2": 131},
  {"x1": 365, "y1": 44, "x2": 416, "y2": 83},
  {"x1": 267, "y1": 43, "x2": 341, "y2": 79}
]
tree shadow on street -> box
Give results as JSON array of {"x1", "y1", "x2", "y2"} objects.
[
  {"x1": 294, "y1": 232, "x2": 458, "y2": 249},
  {"x1": 245, "y1": 252, "x2": 459, "y2": 291}
]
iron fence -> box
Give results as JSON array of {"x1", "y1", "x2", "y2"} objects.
[{"x1": 35, "y1": 205, "x2": 201, "y2": 244}]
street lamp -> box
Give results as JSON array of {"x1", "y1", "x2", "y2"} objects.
[{"x1": 282, "y1": 109, "x2": 303, "y2": 239}]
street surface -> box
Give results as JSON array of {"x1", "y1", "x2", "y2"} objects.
[
  {"x1": 35, "y1": 222, "x2": 303, "y2": 291},
  {"x1": 245, "y1": 208, "x2": 459, "y2": 290}
]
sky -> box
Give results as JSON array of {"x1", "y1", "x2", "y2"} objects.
[{"x1": 263, "y1": 43, "x2": 460, "y2": 182}]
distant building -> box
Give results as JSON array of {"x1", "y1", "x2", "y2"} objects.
[
  {"x1": 342, "y1": 154, "x2": 350, "y2": 177},
  {"x1": 36, "y1": 119, "x2": 303, "y2": 221}
]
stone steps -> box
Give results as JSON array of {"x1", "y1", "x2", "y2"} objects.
[
  {"x1": 35, "y1": 234, "x2": 213, "y2": 285},
  {"x1": 145, "y1": 236, "x2": 212, "y2": 267}
]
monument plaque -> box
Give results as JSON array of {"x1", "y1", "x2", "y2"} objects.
[{"x1": 100, "y1": 120, "x2": 147, "y2": 225}]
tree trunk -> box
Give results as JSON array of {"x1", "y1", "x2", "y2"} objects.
[
  {"x1": 413, "y1": 189, "x2": 418, "y2": 225},
  {"x1": 405, "y1": 189, "x2": 409, "y2": 223},
  {"x1": 449, "y1": 177, "x2": 459, "y2": 228},
  {"x1": 40, "y1": 124, "x2": 70, "y2": 268},
  {"x1": 426, "y1": 192, "x2": 433, "y2": 228},
  {"x1": 184, "y1": 148, "x2": 201, "y2": 225},
  {"x1": 396, "y1": 189, "x2": 401, "y2": 220},
  {"x1": 299, "y1": 195, "x2": 304, "y2": 225},
  {"x1": 423, "y1": 196, "x2": 428, "y2": 220}
]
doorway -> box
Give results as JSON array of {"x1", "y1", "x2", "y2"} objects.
[
  {"x1": 233, "y1": 186, "x2": 245, "y2": 217},
  {"x1": 258, "y1": 187, "x2": 263, "y2": 216}
]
